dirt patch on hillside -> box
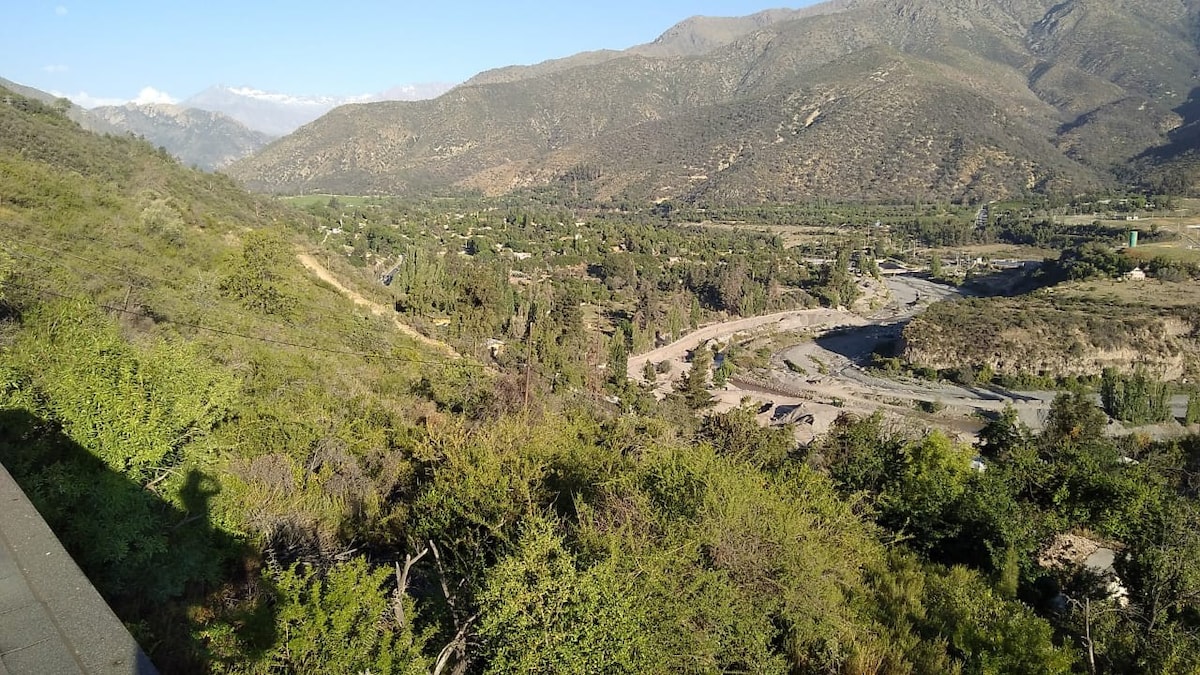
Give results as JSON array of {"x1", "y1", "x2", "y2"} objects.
[{"x1": 297, "y1": 251, "x2": 461, "y2": 358}]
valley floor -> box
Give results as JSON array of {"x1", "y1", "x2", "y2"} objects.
[{"x1": 632, "y1": 275, "x2": 1197, "y2": 445}]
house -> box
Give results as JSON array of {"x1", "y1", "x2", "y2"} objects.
[{"x1": 485, "y1": 339, "x2": 506, "y2": 358}]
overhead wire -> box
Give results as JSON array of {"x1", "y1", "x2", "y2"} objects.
[
  {"x1": 0, "y1": 222, "x2": 399, "y2": 325},
  {"x1": 0, "y1": 227, "x2": 462, "y2": 358},
  {"x1": 5, "y1": 279, "x2": 488, "y2": 369}
]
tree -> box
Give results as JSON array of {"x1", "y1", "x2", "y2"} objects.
[
  {"x1": 1044, "y1": 391, "x2": 1107, "y2": 448},
  {"x1": 476, "y1": 518, "x2": 653, "y2": 674},
  {"x1": 878, "y1": 431, "x2": 972, "y2": 553},
  {"x1": 676, "y1": 348, "x2": 715, "y2": 409},
  {"x1": 254, "y1": 558, "x2": 431, "y2": 674},
  {"x1": 1101, "y1": 367, "x2": 1169, "y2": 425},
  {"x1": 859, "y1": 250, "x2": 881, "y2": 279},
  {"x1": 1186, "y1": 392, "x2": 1200, "y2": 426},
  {"x1": 220, "y1": 229, "x2": 295, "y2": 316},
  {"x1": 607, "y1": 332, "x2": 628, "y2": 388},
  {"x1": 641, "y1": 361, "x2": 657, "y2": 383},
  {"x1": 978, "y1": 404, "x2": 1031, "y2": 459},
  {"x1": 700, "y1": 405, "x2": 793, "y2": 469}
]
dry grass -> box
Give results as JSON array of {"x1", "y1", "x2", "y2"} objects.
[
  {"x1": 1053, "y1": 278, "x2": 1200, "y2": 307},
  {"x1": 694, "y1": 220, "x2": 840, "y2": 247},
  {"x1": 1127, "y1": 243, "x2": 1200, "y2": 265}
]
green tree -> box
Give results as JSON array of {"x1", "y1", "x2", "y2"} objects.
[
  {"x1": 924, "y1": 566, "x2": 1074, "y2": 674},
  {"x1": 978, "y1": 404, "x2": 1030, "y2": 458},
  {"x1": 220, "y1": 229, "x2": 296, "y2": 316},
  {"x1": 1186, "y1": 392, "x2": 1200, "y2": 426},
  {"x1": 858, "y1": 250, "x2": 881, "y2": 279},
  {"x1": 1101, "y1": 367, "x2": 1168, "y2": 424},
  {"x1": 700, "y1": 405, "x2": 793, "y2": 469},
  {"x1": 1043, "y1": 391, "x2": 1107, "y2": 448},
  {"x1": 879, "y1": 431, "x2": 972, "y2": 553},
  {"x1": 253, "y1": 558, "x2": 431, "y2": 674},
  {"x1": 476, "y1": 517, "x2": 653, "y2": 674},
  {"x1": 676, "y1": 348, "x2": 715, "y2": 409},
  {"x1": 608, "y1": 332, "x2": 628, "y2": 387}
]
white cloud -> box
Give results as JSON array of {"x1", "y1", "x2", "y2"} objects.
[
  {"x1": 42, "y1": 64, "x2": 69, "y2": 73},
  {"x1": 132, "y1": 86, "x2": 177, "y2": 105},
  {"x1": 53, "y1": 90, "x2": 124, "y2": 108},
  {"x1": 54, "y1": 5, "x2": 68, "y2": 16},
  {"x1": 50, "y1": 86, "x2": 178, "y2": 109}
]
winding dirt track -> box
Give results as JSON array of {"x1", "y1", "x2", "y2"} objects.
[
  {"x1": 628, "y1": 275, "x2": 1053, "y2": 438},
  {"x1": 297, "y1": 252, "x2": 461, "y2": 358},
  {"x1": 627, "y1": 307, "x2": 864, "y2": 383}
]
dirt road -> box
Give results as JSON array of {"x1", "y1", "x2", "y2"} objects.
[
  {"x1": 708, "y1": 276, "x2": 1187, "y2": 441},
  {"x1": 296, "y1": 252, "x2": 461, "y2": 358},
  {"x1": 627, "y1": 308, "x2": 865, "y2": 384},
  {"x1": 632, "y1": 274, "x2": 1045, "y2": 442}
]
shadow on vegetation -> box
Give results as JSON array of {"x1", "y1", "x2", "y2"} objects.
[{"x1": 0, "y1": 408, "x2": 269, "y2": 673}]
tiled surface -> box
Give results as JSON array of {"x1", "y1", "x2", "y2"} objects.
[{"x1": 0, "y1": 464, "x2": 156, "y2": 674}]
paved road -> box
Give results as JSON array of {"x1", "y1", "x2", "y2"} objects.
[{"x1": 0, "y1": 463, "x2": 156, "y2": 674}]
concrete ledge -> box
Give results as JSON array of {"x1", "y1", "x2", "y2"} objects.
[{"x1": 0, "y1": 462, "x2": 157, "y2": 674}]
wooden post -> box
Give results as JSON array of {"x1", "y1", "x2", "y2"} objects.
[{"x1": 523, "y1": 319, "x2": 534, "y2": 410}]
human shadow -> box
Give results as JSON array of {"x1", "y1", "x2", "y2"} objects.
[{"x1": 0, "y1": 408, "x2": 269, "y2": 673}]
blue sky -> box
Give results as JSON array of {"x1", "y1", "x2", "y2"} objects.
[{"x1": 3, "y1": 1, "x2": 815, "y2": 107}]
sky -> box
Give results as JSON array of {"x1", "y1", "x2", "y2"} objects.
[{"x1": 3, "y1": 1, "x2": 815, "y2": 107}]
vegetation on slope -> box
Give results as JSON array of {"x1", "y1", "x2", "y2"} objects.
[
  {"x1": 228, "y1": 0, "x2": 1200, "y2": 202},
  {"x1": 7, "y1": 86, "x2": 1200, "y2": 674}
]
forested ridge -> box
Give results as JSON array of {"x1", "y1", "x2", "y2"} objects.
[{"x1": 4, "y1": 87, "x2": 1200, "y2": 674}]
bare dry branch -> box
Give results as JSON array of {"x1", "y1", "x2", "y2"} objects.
[{"x1": 392, "y1": 547, "x2": 429, "y2": 627}]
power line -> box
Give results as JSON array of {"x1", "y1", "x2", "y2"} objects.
[
  {"x1": 0, "y1": 222, "x2": 482, "y2": 365},
  {"x1": 0, "y1": 232, "x2": 155, "y2": 289},
  {"x1": 6, "y1": 280, "x2": 487, "y2": 369},
  {"x1": 0, "y1": 231, "x2": 422, "y2": 347}
]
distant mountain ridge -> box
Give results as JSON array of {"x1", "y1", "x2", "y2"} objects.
[
  {"x1": 183, "y1": 83, "x2": 455, "y2": 136},
  {"x1": 84, "y1": 103, "x2": 273, "y2": 170},
  {"x1": 1, "y1": 77, "x2": 457, "y2": 170},
  {"x1": 462, "y1": 4, "x2": 853, "y2": 86},
  {"x1": 227, "y1": 0, "x2": 1200, "y2": 203}
]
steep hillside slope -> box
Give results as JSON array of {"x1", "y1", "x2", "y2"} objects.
[
  {"x1": 0, "y1": 85, "x2": 457, "y2": 670},
  {"x1": 228, "y1": 0, "x2": 1200, "y2": 202}
]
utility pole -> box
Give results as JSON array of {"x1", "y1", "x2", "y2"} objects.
[{"x1": 523, "y1": 318, "x2": 534, "y2": 411}]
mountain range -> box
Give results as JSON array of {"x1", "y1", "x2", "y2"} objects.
[
  {"x1": 83, "y1": 103, "x2": 275, "y2": 170},
  {"x1": 225, "y1": 0, "x2": 1200, "y2": 203},
  {"x1": 0, "y1": 78, "x2": 454, "y2": 171},
  {"x1": 181, "y1": 83, "x2": 455, "y2": 137}
]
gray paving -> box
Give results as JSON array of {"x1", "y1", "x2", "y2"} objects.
[{"x1": 0, "y1": 462, "x2": 157, "y2": 674}]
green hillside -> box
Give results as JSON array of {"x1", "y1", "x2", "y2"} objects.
[{"x1": 9, "y1": 83, "x2": 1200, "y2": 674}]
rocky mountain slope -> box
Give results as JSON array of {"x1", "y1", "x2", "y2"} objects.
[
  {"x1": 227, "y1": 0, "x2": 1200, "y2": 203},
  {"x1": 0, "y1": 76, "x2": 121, "y2": 135},
  {"x1": 0, "y1": 78, "x2": 274, "y2": 170},
  {"x1": 84, "y1": 103, "x2": 274, "y2": 170}
]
